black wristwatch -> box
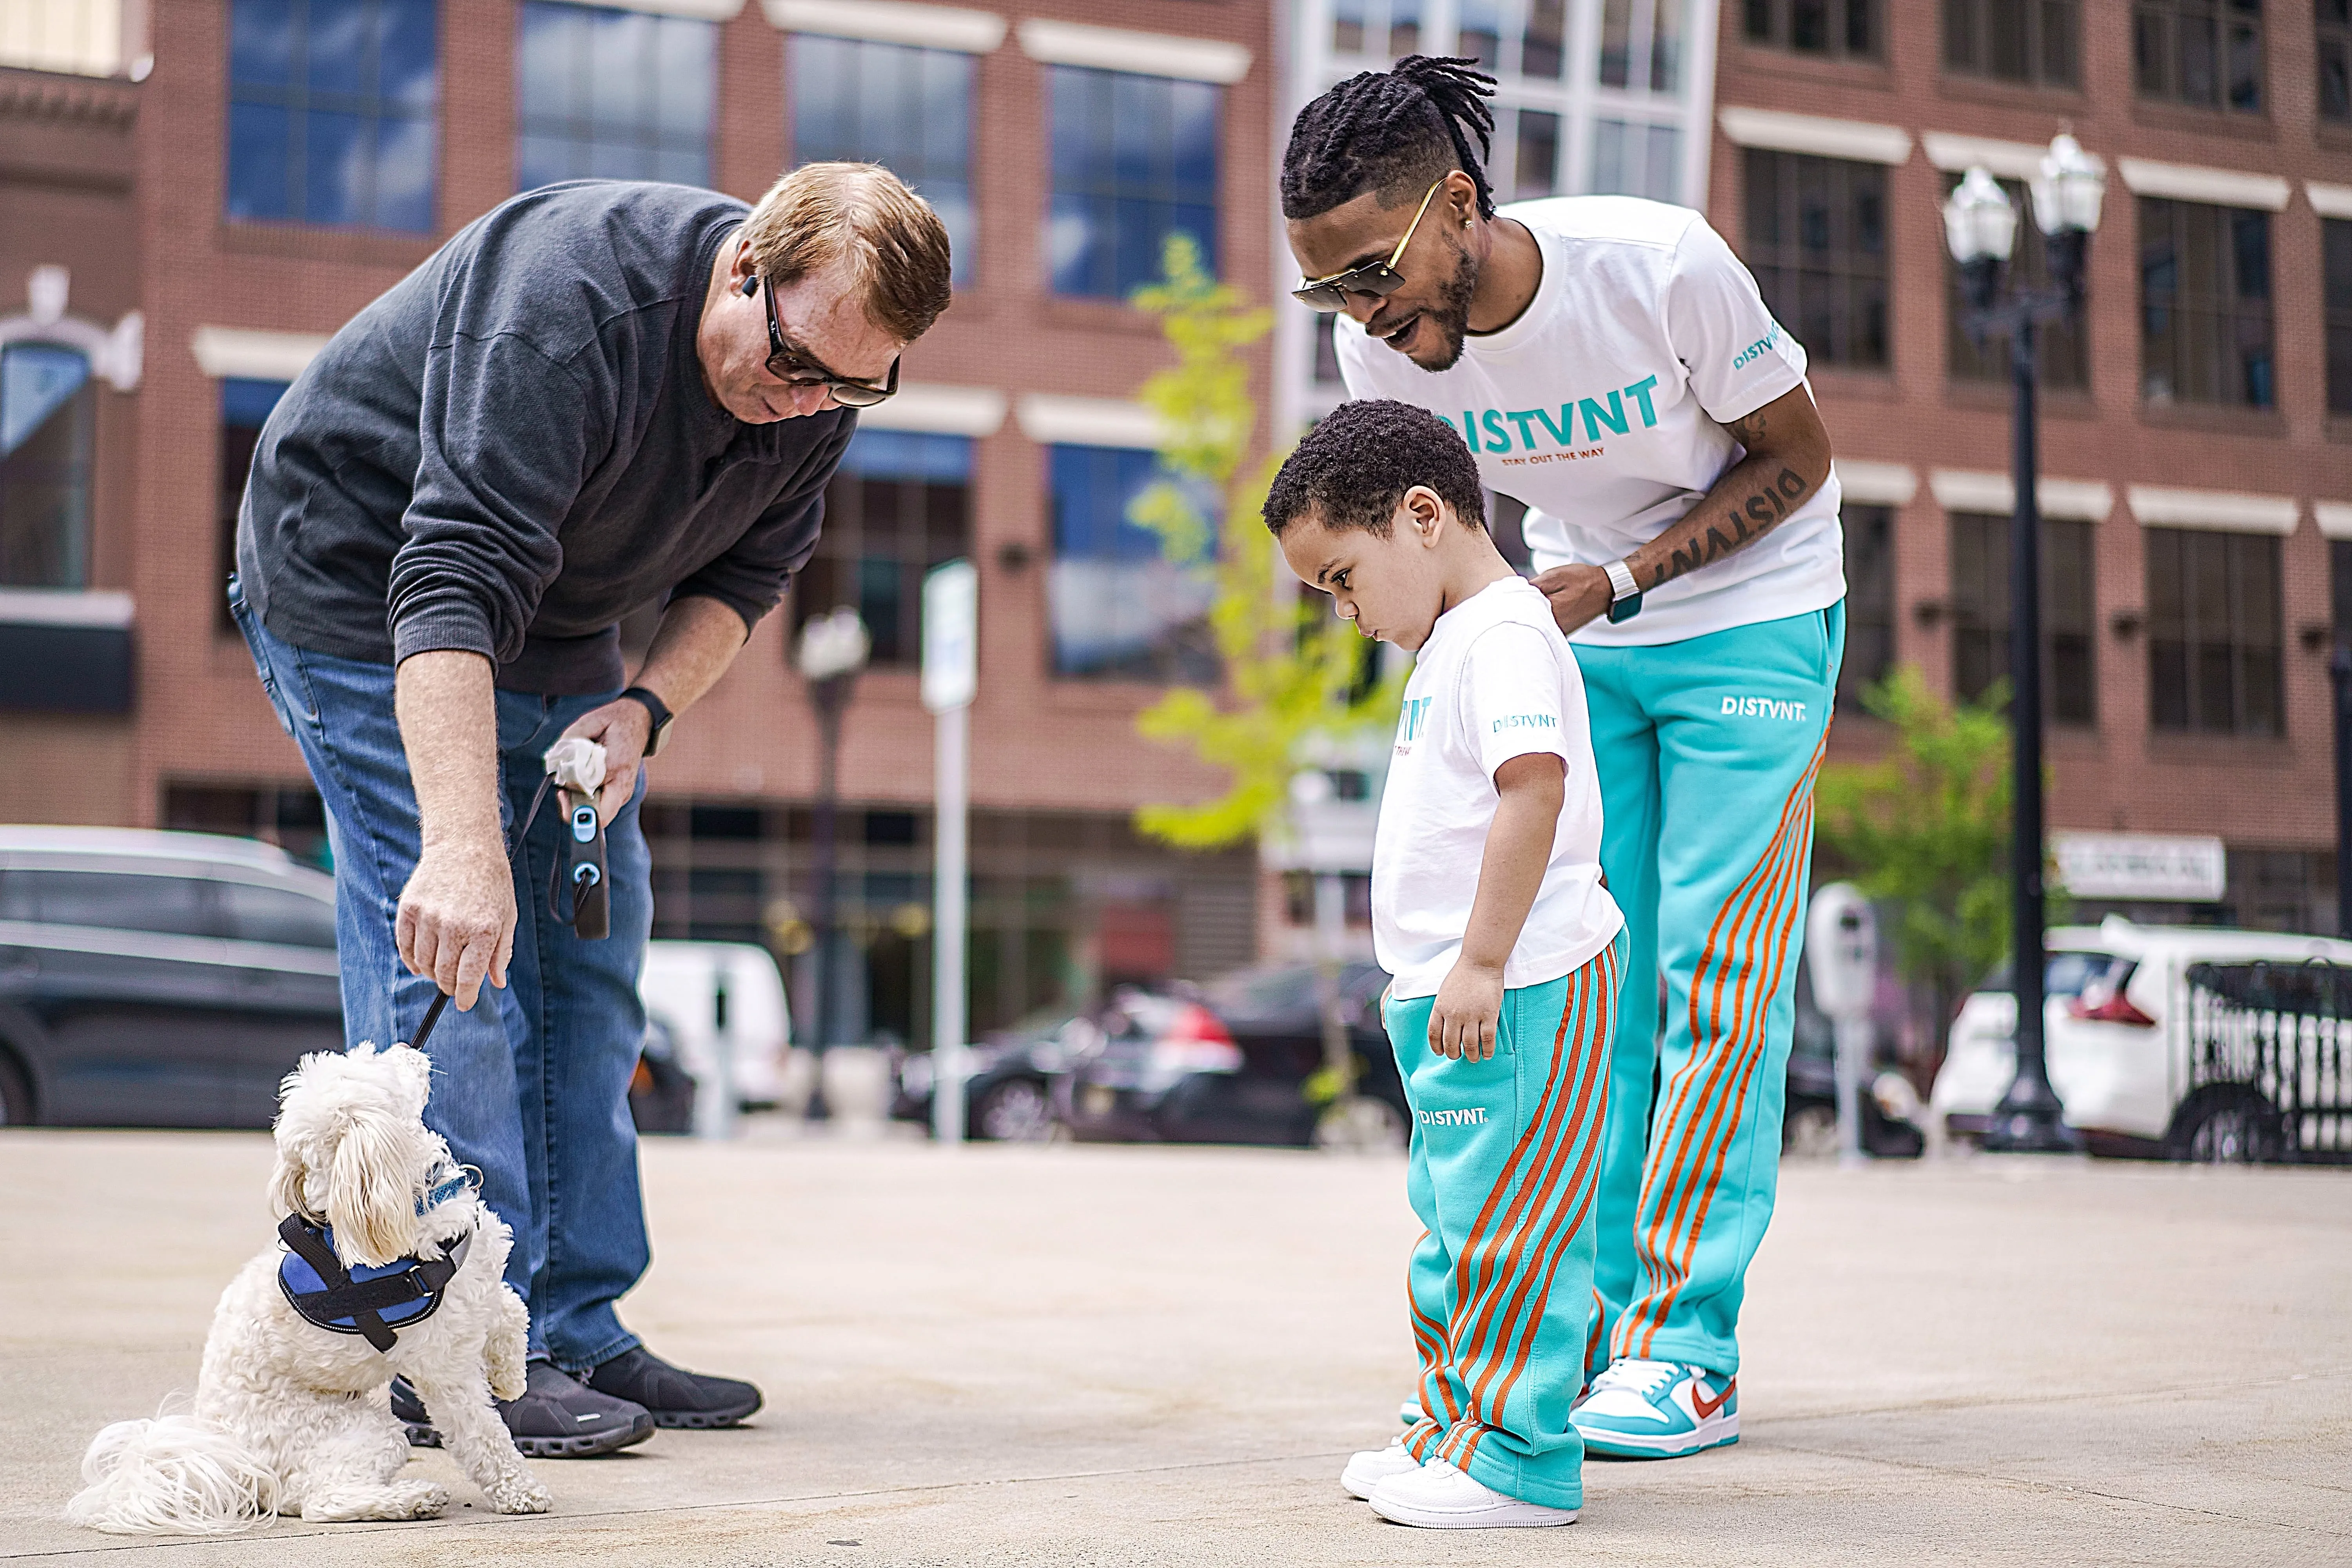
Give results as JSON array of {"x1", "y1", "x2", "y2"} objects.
[{"x1": 620, "y1": 686, "x2": 674, "y2": 757}]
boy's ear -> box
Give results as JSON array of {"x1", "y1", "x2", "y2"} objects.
[{"x1": 1400, "y1": 485, "x2": 1446, "y2": 542}]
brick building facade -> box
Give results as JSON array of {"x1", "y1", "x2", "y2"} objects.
[{"x1": 0, "y1": 0, "x2": 1276, "y2": 1046}]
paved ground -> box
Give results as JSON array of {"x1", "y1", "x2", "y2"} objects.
[{"x1": 0, "y1": 1127, "x2": 2346, "y2": 1566}]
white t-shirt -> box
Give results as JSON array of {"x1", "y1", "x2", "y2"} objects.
[
  {"x1": 1335, "y1": 195, "x2": 1846, "y2": 646},
  {"x1": 1375, "y1": 577, "x2": 1623, "y2": 1000}
]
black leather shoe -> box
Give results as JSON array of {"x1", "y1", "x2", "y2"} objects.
[
  {"x1": 586, "y1": 1345, "x2": 763, "y2": 1429},
  {"x1": 394, "y1": 1361, "x2": 654, "y2": 1458}
]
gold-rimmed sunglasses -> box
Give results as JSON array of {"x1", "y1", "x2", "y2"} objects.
[{"x1": 1290, "y1": 180, "x2": 1446, "y2": 313}]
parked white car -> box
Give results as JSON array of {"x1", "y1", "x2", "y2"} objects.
[
  {"x1": 637, "y1": 941, "x2": 791, "y2": 1109},
  {"x1": 1931, "y1": 915, "x2": 2352, "y2": 1154}
]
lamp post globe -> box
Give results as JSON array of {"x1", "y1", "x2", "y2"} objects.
[
  {"x1": 1942, "y1": 165, "x2": 2019, "y2": 266},
  {"x1": 797, "y1": 605, "x2": 869, "y2": 1123},
  {"x1": 2030, "y1": 132, "x2": 2106, "y2": 238}
]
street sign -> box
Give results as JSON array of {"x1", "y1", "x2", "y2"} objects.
[
  {"x1": 922, "y1": 559, "x2": 978, "y2": 715},
  {"x1": 2053, "y1": 833, "x2": 2225, "y2": 902}
]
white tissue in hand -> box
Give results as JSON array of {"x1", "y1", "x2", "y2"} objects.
[{"x1": 543, "y1": 737, "x2": 607, "y2": 795}]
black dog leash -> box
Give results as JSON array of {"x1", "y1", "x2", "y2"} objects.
[{"x1": 405, "y1": 742, "x2": 613, "y2": 1054}]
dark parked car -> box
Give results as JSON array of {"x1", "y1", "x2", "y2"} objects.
[
  {"x1": 1059, "y1": 963, "x2": 1411, "y2": 1147},
  {"x1": 629, "y1": 1016, "x2": 697, "y2": 1136},
  {"x1": 889, "y1": 1007, "x2": 1072, "y2": 1142},
  {"x1": 0, "y1": 828, "x2": 344, "y2": 1128},
  {"x1": 1784, "y1": 966, "x2": 1926, "y2": 1159}
]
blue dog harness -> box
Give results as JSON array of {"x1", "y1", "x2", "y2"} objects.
[{"x1": 276, "y1": 1169, "x2": 477, "y2": 1353}]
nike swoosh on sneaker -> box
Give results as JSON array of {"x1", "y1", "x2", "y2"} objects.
[
  {"x1": 577, "y1": 1413, "x2": 603, "y2": 1423},
  {"x1": 1690, "y1": 1377, "x2": 1735, "y2": 1419}
]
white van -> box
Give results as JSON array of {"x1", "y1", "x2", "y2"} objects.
[
  {"x1": 1931, "y1": 915, "x2": 2352, "y2": 1154},
  {"x1": 637, "y1": 941, "x2": 791, "y2": 1110}
]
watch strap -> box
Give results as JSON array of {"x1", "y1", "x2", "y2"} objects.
[
  {"x1": 1603, "y1": 559, "x2": 1640, "y2": 603},
  {"x1": 620, "y1": 686, "x2": 673, "y2": 756}
]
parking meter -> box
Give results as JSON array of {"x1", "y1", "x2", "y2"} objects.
[{"x1": 1806, "y1": 883, "x2": 1877, "y2": 1167}]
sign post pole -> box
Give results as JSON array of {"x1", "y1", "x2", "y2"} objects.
[{"x1": 923, "y1": 561, "x2": 979, "y2": 1145}]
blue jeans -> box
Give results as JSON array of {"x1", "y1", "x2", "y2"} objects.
[{"x1": 232, "y1": 578, "x2": 652, "y2": 1369}]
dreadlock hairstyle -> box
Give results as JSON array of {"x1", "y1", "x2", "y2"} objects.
[{"x1": 1280, "y1": 55, "x2": 1500, "y2": 222}]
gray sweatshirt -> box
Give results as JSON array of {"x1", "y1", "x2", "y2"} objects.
[{"x1": 236, "y1": 180, "x2": 854, "y2": 694}]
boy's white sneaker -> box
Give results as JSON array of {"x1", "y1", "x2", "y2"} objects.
[
  {"x1": 1341, "y1": 1436, "x2": 1423, "y2": 1499},
  {"x1": 1570, "y1": 1357, "x2": 1739, "y2": 1458},
  {"x1": 1367, "y1": 1459, "x2": 1579, "y2": 1529}
]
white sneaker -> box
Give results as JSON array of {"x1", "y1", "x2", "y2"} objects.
[
  {"x1": 1368, "y1": 1458, "x2": 1579, "y2": 1529},
  {"x1": 1341, "y1": 1435, "x2": 1423, "y2": 1499}
]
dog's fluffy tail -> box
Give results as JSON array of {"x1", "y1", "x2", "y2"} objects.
[{"x1": 65, "y1": 1405, "x2": 278, "y2": 1535}]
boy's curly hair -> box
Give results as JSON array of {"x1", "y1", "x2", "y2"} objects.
[{"x1": 1263, "y1": 399, "x2": 1487, "y2": 537}]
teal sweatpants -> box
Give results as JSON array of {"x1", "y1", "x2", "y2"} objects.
[
  {"x1": 1573, "y1": 603, "x2": 1842, "y2": 1380},
  {"x1": 1383, "y1": 937, "x2": 1623, "y2": 1511}
]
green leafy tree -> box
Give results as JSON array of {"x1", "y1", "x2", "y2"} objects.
[
  {"x1": 1125, "y1": 236, "x2": 1401, "y2": 849},
  {"x1": 1813, "y1": 665, "x2": 2013, "y2": 1032}
]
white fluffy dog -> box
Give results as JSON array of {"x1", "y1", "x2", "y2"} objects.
[{"x1": 67, "y1": 1043, "x2": 550, "y2": 1533}]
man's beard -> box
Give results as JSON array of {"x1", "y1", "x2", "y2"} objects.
[{"x1": 1409, "y1": 240, "x2": 1480, "y2": 372}]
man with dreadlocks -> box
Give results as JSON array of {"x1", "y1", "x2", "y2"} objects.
[{"x1": 1283, "y1": 56, "x2": 1845, "y2": 1496}]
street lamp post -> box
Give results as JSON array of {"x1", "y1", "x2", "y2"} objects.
[
  {"x1": 797, "y1": 606, "x2": 870, "y2": 1123},
  {"x1": 1942, "y1": 136, "x2": 2105, "y2": 1155},
  {"x1": 2334, "y1": 644, "x2": 2352, "y2": 939}
]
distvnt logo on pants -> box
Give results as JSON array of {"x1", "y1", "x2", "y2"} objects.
[{"x1": 1720, "y1": 695, "x2": 1809, "y2": 721}]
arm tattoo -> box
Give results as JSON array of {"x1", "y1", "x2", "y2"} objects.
[{"x1": 1650, "y1": 466, "x2": 1809, "y2": 590}]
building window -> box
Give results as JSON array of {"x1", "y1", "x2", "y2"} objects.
[
  {"x1": 1943, "y1": 0, "x2": 2079, "y2": 86},
  {"x1": 2146, "y1": 527, "x2": 2281, "y2": 735},
  {"x1": 2327, "y1": 218, "x2": 2352, "y2": 416},
  {"x1": 1311, "y1": 312, "x2": 1343, "y2": 385},
  {"x1": 1048, "y1": 445, "x2": 1216, "y2": 683},
  {"x1": 791, "y1": 35, "x2": 974, "y2": 287},
  {"x1": 1741, "y1": 0, "x2": 1880, "y2": 60},
  {"x1": 1950, "y1": 511, "x2": 2096, "y2": 725},
  {"x1": 217, "y1": 378, "x2": 290, "y2": 632},
  {"x1": 2140, "y1": 198, "x2": 2273, "y2": 408},
  {"x1": 1945, "y1": 176, "x2": 2087, "y2": 388},
  {"x1": 2325, "y1": 0, "x2": 2352, "y2": 119},
  {"x1": 1839, "y1": 503, "x2": 1894, "y2": 708},
  {"x1": 1743, "y1": 150, "x2": 1888, "y2": 369},
  {"x1": 2333, "y1": 534, "x2": 2352, "y2": 649},
  {"x1": 226, "y1": 0, "x2": 437, "y2": 231},
  {"x1": 515, "y1": 1, "x2": 712, "y2": 192},
  {"x1": 1592, "y1": 118, "x2": 1681, "y2": 203},
  {"x1": 1601, "y1": 0, "x2": 1686, "y2": 90},
  {"x1": 1515, "y1": 108, "x2": 1563, "y2": 198},
  {"x1": 1331, "y1": 0, "x2": 1426, "y2": 58},
  {"x1": 0, "y1": 343, "x2": 94, "y2": 589},
  {"x1": 792, "y1": 430, "x2": 971, "y2": 668},
  {"x1": 1047, "y1": 66, "x2": 1220, "y2": 300},
  {"x1": 2133, "y1": 0, "x2": 2265, "y2": 112}
]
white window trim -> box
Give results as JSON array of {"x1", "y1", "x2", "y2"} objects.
[
  {"x1": 1016, "y1": 394, "x2": 1163, "y2": 449},
  {"x1": 0, "y1": 587, "x2": 134, "y2": 628},
  {"x1": 1921, "y1": 132, "x2": 2105, "y2": 183},
  {"x1": 764, "y1": 0, "x2": 1005, "y2": 53},
  {"x1": 2308, "y1": 182, "x2": 2352, "y2": 221},
  {"x1": 2316, "y1": 502, "x2": 2352, "y2": 540},
  {"x1": 2116, "y1": 158, "x2": 2290, "y2": 212},
  {"x1": 2, "y1": 266, "x2": 141, "y2": 390},
  {"x1": 2126, "y1": 485, "x2": 2298, "y2": 534},
  {"x1": 191, "y1": 326, "x2": 328, "y2": 383},
  {"x1": 1929, "y1": 469, "x2": 2114, "y2": 522},
  {"x1": 1832, "y1": 460, "x2": 1918, "y2": 506},
  {"x1": 854, "y1": 383, "x2": 1006, "y2": 438},
  {"x1": 1015, "y1": 19, "x2": 1251, "y2": 85},
  {"x1": 555, "y1": 0, "x2": 744, "y2": 18},
  {"x1": 1716, "y1": 107, "x2": 1910, "y2": 167}
]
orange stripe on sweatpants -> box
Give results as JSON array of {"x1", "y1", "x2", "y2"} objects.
[
  {"x1": 1626, "y1": 736, "x2": 1826, "y2": 1357},
  {"x1": 1616, "y1": 733, "x2": 1827, "y2": 1357},
  {"x1": 1450, "y1": 954, "x2": 1612, "y2": 1428},
  {"x1": 1624, "y1": 750, "x2": 1818, "y2": 1356}
]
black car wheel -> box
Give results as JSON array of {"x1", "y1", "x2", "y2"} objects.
[
  {"x1": 973, "y1": 1077, "x2": 1054, "y2": 1142},
  {"x1": 2167, "y1": 1084, "x2": 2285, "y2": 1165},
  {"x1": 0, "y1": 1051, "x2": 32, "y2": 1127}
]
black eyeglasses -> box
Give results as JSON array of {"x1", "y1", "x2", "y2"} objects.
[
  {"x1": 1291, "y1": 180, "x2": 1445, "y2": 313},
  {"x1": 758, "y1": 275, "x2": 899, "y2": 408}
]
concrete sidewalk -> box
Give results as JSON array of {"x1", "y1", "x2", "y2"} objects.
[{"x1": 0, "y1": 1130, "x2": 2345, "y2": 1566}]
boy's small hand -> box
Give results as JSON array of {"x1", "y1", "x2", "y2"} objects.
[{"x1": 1430, "y1": 962, "x2": 1504, "y2": 1061}]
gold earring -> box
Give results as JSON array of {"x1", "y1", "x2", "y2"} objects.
[{"x1": 1463, "y1": 217, "x2": 1474, "y2": 228}]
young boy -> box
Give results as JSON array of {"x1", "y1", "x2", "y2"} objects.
[{"x1": 1265, "y1": 398, "x2": 1624, "y2": 1530}]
